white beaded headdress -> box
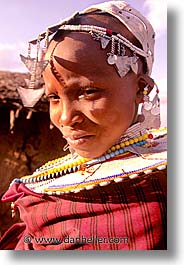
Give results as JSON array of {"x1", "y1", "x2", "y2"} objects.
[
  {"x1": 82, "y1": 1, "x2": 155, "y2": 75},
  {"x1": 19, "y1": 1, "x2": 155, "y2": 108}
]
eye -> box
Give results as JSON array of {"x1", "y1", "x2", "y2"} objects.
[
  {"x1": 79, "y1": 87, "x2": 100, "y2": 99},
  {"x1": 46, "y1": 93, "x2": 60, "y2": 103}
]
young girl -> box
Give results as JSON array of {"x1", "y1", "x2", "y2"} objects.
[{"x1": 0, "y1": 1, "x2": 167, "y2": 250}]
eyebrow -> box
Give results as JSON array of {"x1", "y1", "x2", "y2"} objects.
[{"x1": 45, "y1": 69, "x2": 95, "y2": 96}]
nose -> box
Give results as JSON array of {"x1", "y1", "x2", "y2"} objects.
[{"x1": 59, "y1": 99, "x2": 84, "y2": 127}]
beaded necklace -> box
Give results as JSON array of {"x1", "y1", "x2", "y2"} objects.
[
  {"x1": 9, "y1": 124, "x2": 168, "y2": 198},
  {"x1": 12, "y1": 129, "x2": 152, "y2": 186}
]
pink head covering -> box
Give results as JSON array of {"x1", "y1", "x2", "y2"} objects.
[
  {"x1": 81, "y1": 1, "x2": 155, "y2": 75},
  {"x1": 29, "y1": 1, "x2": 155, "y2": 76}
]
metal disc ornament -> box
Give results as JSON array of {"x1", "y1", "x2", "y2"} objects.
[{"x1": 107, "y1": 54, "x2": 117, "y2": 65}]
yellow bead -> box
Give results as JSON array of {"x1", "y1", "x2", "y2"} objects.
[
  {"x1": 134, "y1": 137, "x2": 138, "y2": 143},
  {"x1": 68, "y1": 164, "x2": 73, "y2": 169},
  {"x1": 125, "y1": 141, "x2": 130, "y2": 146},
  {"x1": 111, "y1": 146, "x2": 116, "y2": 151},
  {"x1": 138, "y1": 136, "x2": 143, "y2": 141},
  {"x1": 143, "y1": 90, "x2": 148, "y2": 95},
  {"x1": 73, "y1": 161, "x2": 78, "y2": 166},
  {"x1": 115, "y1": 144, "x2": 121, "y2": 150},
  {"x1": 120, "y1": 142, "x2": 125, "y2": 148},
  {"x1": 56, "y1": 167, "x2": 60, "y2": 172},
  {"x1": 79, "y1": 158, "x2": 86, "y2": 164},
  {"x1": 84, "y1": 157, "x2": 90, "y2": 163},
  {"x1": 143, "y1": 133, "x2": 148, "y2": 140},
  {"x1": 129, "y1": 139, "x2": 134, "y2": 145}
]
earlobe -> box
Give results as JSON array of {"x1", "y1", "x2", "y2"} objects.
[{"x1": 135, "y1": 74, "x2": 154, "y2": 104}]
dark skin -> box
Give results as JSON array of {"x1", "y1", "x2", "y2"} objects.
[{"x1": 43, "y1": 14, "x2": 153, "y2": 159}]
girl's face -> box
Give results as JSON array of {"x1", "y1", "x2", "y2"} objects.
[{"x1": 43, "y1": 32, "x2": 141, "y2": 159}]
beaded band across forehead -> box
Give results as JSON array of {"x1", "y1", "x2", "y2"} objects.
[
  {"x1": 82, "y1": 1, "x2": 155, "y2": 75},
  {"x1": 19, "y1": 1, "x2": 155, "y2": 107},
  {"x1": 50, "y1": 24, "x2": 145, "y2": 78},
  {"x1": 29, "y1": 1, "x2": 155, "y2": 74}
]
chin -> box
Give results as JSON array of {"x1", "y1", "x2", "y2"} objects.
[{"x1": 75, "y1": 148, "x2": 105, "y2": 159}]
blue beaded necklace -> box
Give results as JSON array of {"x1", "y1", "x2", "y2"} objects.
[{"x1": 12, "y1": 131, "x2": 149, "y2": 185}]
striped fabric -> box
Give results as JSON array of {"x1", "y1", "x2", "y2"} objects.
[{"x1": 0, "y1": 169, "x2": 167, "y2": 250}]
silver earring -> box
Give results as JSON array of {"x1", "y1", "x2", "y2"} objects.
[
  {"x1": 140, "y1": 83, "x2": 161, "y2": 129},
  {"x1": 18, "y1": 34, "x2": 49, "y2": 108}
]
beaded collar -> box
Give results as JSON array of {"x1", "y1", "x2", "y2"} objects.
[{"x1": 11, "y1": 124, "x2": 167, "y2": 195}]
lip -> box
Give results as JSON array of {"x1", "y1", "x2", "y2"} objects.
[{"x1": 64, "y1": 134, "x2": 94, "y2": 147}]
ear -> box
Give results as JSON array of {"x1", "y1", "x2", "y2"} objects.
[{"x1": 135, "y1": 74, "x2": 154, "y2": 104}]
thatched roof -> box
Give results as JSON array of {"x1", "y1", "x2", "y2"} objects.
[{"x1": 0, "y1": 71, "x2": 49, "y2": 112}]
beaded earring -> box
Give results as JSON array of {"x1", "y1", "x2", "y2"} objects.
[{"x1": 140, "y1": 83, "x2": 161, "y2": 129}]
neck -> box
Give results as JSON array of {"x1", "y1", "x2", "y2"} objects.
[{"x1": 13, "y1": 122, "x2": 155, "y2": 186}]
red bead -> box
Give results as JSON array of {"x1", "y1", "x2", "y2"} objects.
[
  {"x1": 79, "y1": 164, "x2": 86, "y2": 171},
  {"x1": 148, "y1": 133, "x2": 153, "y2": 139},
  {"x1": 156, "y1": 88, "x2": 159, "y2": 93},
  {"x1": 106, "y1": 29, "x2": 113, "y2": 35}
]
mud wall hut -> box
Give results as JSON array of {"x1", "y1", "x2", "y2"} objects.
[{"x1": 0, "y1": 71, "x2": 67, "y2": 236}]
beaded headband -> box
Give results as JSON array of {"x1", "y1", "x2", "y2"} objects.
[{"x1": 19, "y1": 1, "x2": 155, "y2": 107}]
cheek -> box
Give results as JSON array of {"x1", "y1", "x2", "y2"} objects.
[
  {"x1": 49, "y1": 105, "x2": 61, "y2": 129},
  {"x1": 88, "y1": 92, "x2": 135, "y2": 126},
  {"x1": 85, "y1": 98, "x2": 112, "y2": 124}
]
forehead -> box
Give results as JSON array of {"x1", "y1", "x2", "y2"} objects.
[
  {"x1": 49, "y1": 33, "x2": 113, "y2": 77},
  {"x1": 43, "y1": 13, "x2": 139, "y2": 86},
  {"x1": 43, "y1": 31, "x2": 137, "y2": 98}
]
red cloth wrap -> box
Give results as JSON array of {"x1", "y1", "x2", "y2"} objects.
[{"x1": 0, "y1": 170, "x2": 167, "y2": 250}]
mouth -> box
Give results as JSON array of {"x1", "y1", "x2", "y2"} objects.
[{"x1": 64, "y1": 134, "x2": 95, "y2": 147}]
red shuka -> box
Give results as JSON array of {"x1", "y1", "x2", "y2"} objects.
[{"x1": 0, "y1": 169, "x2": 167, "y2": 250}]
